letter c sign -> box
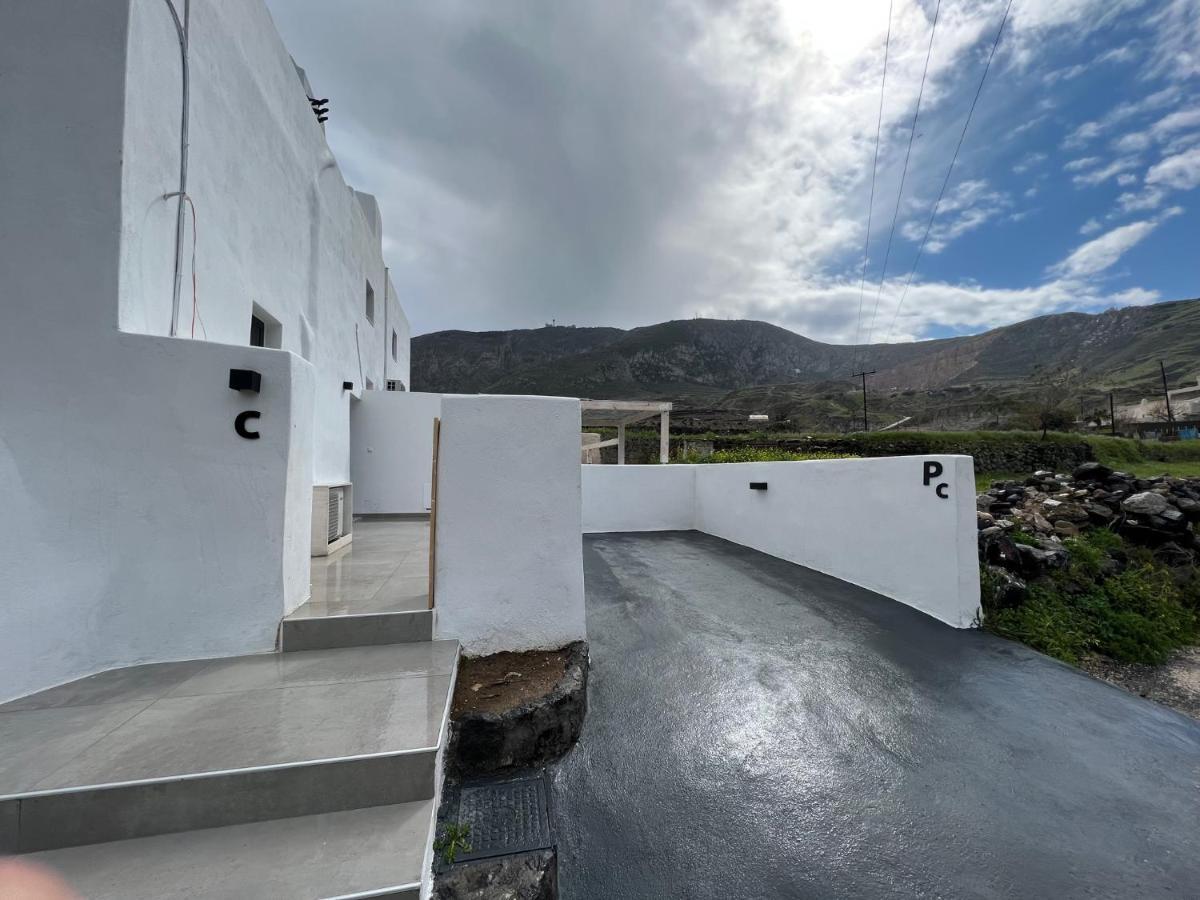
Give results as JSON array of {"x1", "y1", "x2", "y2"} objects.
[
  {"x1": 235, "y1": 410, "x2": 261, "y2": 440},
  {"x1": 923, "y1": 460, "x2": 949, "y2": 500}
]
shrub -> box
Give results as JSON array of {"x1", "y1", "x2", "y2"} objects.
[
  {"x1": 982, "y1": 531, "x2": 1198, "y2": 666},
  {"x1": 674, "y1": 448, "x2": 859, "y2": 464}
]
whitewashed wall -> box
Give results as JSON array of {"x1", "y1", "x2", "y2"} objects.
[
  {"x1": 434, "y1": 397, "x2": 587, "y2": 655},
  {"x1": 581, "y1": 457, "x2": 981, "y2": 629},
  {"x1": 0, "y1": 0, "x2": 362, "y2": 701},
  {"x1": 351, "y1": 391, "x2": 444, "y2": 514},
  {"x1": 582, "y1": 465, "x2": 695, "y2": 533},
  {"x1": 119, "y1": 0, "x2": 406, "y2": 484}
]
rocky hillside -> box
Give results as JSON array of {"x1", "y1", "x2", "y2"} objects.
[{"x1": 411, "y1": 297, "x2": 1200, "y2": 419}]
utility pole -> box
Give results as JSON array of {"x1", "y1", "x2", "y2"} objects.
[
  {"x1": 1109, "y1": 392, "x2": 1116, "y2": 437},
  {"x1": 1160, "y1": 360, "x2": 1175, "y2": 424},
  {"x1": 851, "y1": 370, "x2": 876, "y2": 432}
]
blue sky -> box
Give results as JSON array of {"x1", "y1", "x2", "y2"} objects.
[{"x1": 269, "y1": 0, "x2": 1199, "y2": 341}]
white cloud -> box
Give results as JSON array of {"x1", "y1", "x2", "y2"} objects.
[
  {"x1": 1063, "y1": 86, "x2": 1182, "y2": 150},
  {"x1": 1116, "y1": 172, "x2": 1138, "y2": 186},
  {"x1": 900, "y1": 180, "x2": 1010, "y2": 254},
  {"x1": 1063, "y1": 156, "x2": 1101, "y2": 171},
  {"x1": 1013, "y1": 151, "x2": 1047, "y2": 174},
  {"x1": 1079, "y1": 217, "x2": 1103, "y2": 235},
  {"x1": 1117, "y1": 187, "x2": 1165, "y2": 212},
  {"x1": 1146, "y1": 146, "x2": 1200, "y2": 190},
  {"x1": 1072, "y1": 156, "x2": 1141, "y2": 187},
  {"x1": 1048, "y1": 219, "x2": 1159, "y2": 280}
]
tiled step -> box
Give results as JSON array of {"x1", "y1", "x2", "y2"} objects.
[
  {"x1": 281, "y1": 608, "x2": 434, "y2": 651},
  {"x1": 27, "y1": 800, "x2": 435, "y2": 900},
  {"x1": 0, "y1": 642, "x2": 458, "y2": 852}
]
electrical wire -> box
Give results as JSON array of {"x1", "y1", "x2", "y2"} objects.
[
  {"x1": 184, "y1": 195, "x2": 206, "y2": 340},
  {"x1": 850, "y1": 0, "x2": 894, "y2": 376},
  {"x1": 883, "y1": 0, "x2": 1015, "y2": 347},
  {"x1": 865, "y1": 0, "x2": 942, "y2": 353}
]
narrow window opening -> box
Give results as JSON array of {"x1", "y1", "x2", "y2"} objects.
[{"x1": 365, "y1": 280, "x2": 375, "y2": 324}]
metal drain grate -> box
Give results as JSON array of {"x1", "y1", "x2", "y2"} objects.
[{"x1": 454, "y1": 773, "x2": 553, "y2": 862}]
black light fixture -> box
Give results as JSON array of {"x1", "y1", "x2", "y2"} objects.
[
  {"x1": 229, "y1": 368, "x2": 262, "y2": 393},
  {"x1": 308, "y1": 96, "x2": 329, "y2": 124},
  {"x1": 343, "y1": 381, "x2": 354, "y2": 391}
]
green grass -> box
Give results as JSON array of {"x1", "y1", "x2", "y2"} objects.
[
  {"x1": 976, "y1": 435, "x2": 1200, "y2": 487},
  {"x1": 673, "y1": 448, "x2": 859, "y2": 464},
  {"x1": 983, "y1": 531, "x2": 1199, "y2": 666}
]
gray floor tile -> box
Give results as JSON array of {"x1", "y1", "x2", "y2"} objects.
[
  {"x1": 30, "y1": 800, "x2": 432, "y2": 899},
  {"x1": 0, "y1": 660, "x2": 216, "y2": 712},
  {"x1": 35, "y1": 675, "x2": 452, "y2": 790},
  {"x1": 0, "y1": 702, "x2": 151, "y2": 796},
  {"x1": 167, "y1": 642, "x2": 457, "y2": 696}
]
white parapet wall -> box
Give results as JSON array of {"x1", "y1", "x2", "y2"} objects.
[
  {"x1": 0, "y1": 336, "x2": 315, "y2": 703},
  {"x1": 582, "y1": 456, "x2": 981, "y2": 629},
  {"x1": 434, "y1": 396, "x2": 587, "y2": 655},
  {"x1": 582, "y1": 464, "x2": 696, "y2": 533},
  {"x1": 350, "y1": 391, "x2": 445, "y2": 514}
]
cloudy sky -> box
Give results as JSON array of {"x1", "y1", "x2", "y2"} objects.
[{"x1": 267, "y1": 0, "x2": 1199, "y2": 342}]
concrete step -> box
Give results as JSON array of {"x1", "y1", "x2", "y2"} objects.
[
  {"x1": 27, "y1": 800, "x2": 434, "y2": 899},
  {"x1": 281, "y1": 608, "x2": 434, "y2": 651},
  {"x1": 0, "y1": 642, "x2": 458, "y2": 852}
]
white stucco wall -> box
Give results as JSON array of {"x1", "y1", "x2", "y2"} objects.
[
  {"x1": 0, "y1": 334, "x2": 315, "y2": 704},
  {"x1": 351, "y1": 391, "x2": 444, "y2": 514},
  {"x1": 0, "y1": 0, "x2": 332, "y2": 701},
  {"x1": 582, "y1": 465, "x2": 695, "y2": 533},
  {"x1": 118, "y1": 0, "x2": 403, "y2": 484},
  {"x1": 579, "y1": 457, "x2": 981, "y2": 629},
  {"x1": 434, "y1": 396, "x2": 587, "y2": 655}
]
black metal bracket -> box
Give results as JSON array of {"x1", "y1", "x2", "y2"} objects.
[{"x1": 228, "y1": 369, "x2": 261, "y2": 393}]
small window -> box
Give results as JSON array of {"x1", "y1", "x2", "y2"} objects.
[
  {"x1": 387, "y1": 380, "x2": 406, "y2": 392},
  {"x1": 391, "y1": 329, "x2": 398, "y2": 361},
  {"x1": 365, "y1": 280, "x2": 375, "y2": 324},
  {"x1": 250, "y1": 304, "x2": 282, "y2": 348},
  {"x1": 250, "y1": 315, "x2": 265, "y2": 348}
]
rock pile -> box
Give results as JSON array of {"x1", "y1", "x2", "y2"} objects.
[{"x1": 976, "y1": 463, "x2": 1200, "y2": 607}]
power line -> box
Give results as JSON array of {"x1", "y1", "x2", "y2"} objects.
[
  {"x1": 850, "y1": 0, "x2": 894, "y2": 375},
  {"x1": 865, "y1": 0, "x2": 942, "y2": 354},
  {"x1": 882, "y1": 0, "x2": 1015, "y2": 347}
]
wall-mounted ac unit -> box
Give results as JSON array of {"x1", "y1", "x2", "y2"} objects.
[{"x1": 312, "y1": 482, "x2": 353, "y2": 556}]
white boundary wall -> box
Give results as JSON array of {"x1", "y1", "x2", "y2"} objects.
[
  {"x1": 351, "y1": 391, "x2": 445, "y2": 514},
  {"x1": 582, "y1": 457, "x2": 980, "y2": 628},
  {"x1": 582, "y1": 465, "x2": 695, "y2": 533},
  {"x1": 434, "y1": 396, "x2": 586, "y2": 655}
]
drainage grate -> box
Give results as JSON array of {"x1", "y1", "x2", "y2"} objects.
[{"x1": 454, "y1": 773, "x2": 553, "y2": 863}]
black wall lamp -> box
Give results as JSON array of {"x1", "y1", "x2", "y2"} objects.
[
  {"x1": 343, "y1": 381, "x2": 354, "y2": 391},
  {"x1": 228, "y1": 368, "x2": 262, "y2": 393},
  {"x1": 749, "y1": 482, "x2": 768, "y2": 491}
]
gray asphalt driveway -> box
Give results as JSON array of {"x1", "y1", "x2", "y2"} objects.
[{"x1": 551, "y1": 531, "x2": 1200, "y2": 899}]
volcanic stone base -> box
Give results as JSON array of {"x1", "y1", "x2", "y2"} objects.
[
  {"x1": 450, "y1": 642, "x2": 588, "y2": 777},
  {"x1": 432, "y1": 848, "x2": 557, "y2": 900}
]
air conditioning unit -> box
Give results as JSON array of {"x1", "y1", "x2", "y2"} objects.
[{"x1": 312, "y1": 482, "x2": 353, "y2": 556}]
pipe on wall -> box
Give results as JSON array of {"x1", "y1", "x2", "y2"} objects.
[{"x1": 162, "y1": 0, "x2": 191, "y2": 337}]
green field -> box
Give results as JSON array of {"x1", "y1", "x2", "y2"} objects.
[{"x1": 976, "y1": 435, "x2": 1200, "y2": 490}]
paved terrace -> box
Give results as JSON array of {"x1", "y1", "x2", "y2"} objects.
[{"x1": 553, "y1": 531, "x2": 1200, "y2": 899}]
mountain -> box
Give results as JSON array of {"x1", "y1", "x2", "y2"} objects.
[{"x1": 411, "y1": 298, "x2": 1200, "y2": 427}]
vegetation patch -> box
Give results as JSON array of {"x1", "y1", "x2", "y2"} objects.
[{"x1": 983, "y1": 530, "x2": 1199, "y2": 666}]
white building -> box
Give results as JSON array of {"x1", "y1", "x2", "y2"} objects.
[{"x1": 0, "y1": 0, "x2": 411, "y2": 700}]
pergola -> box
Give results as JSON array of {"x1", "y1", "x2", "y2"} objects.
[{"x1": 580, "y1": 400, "x2": 672, "y2": 464}]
